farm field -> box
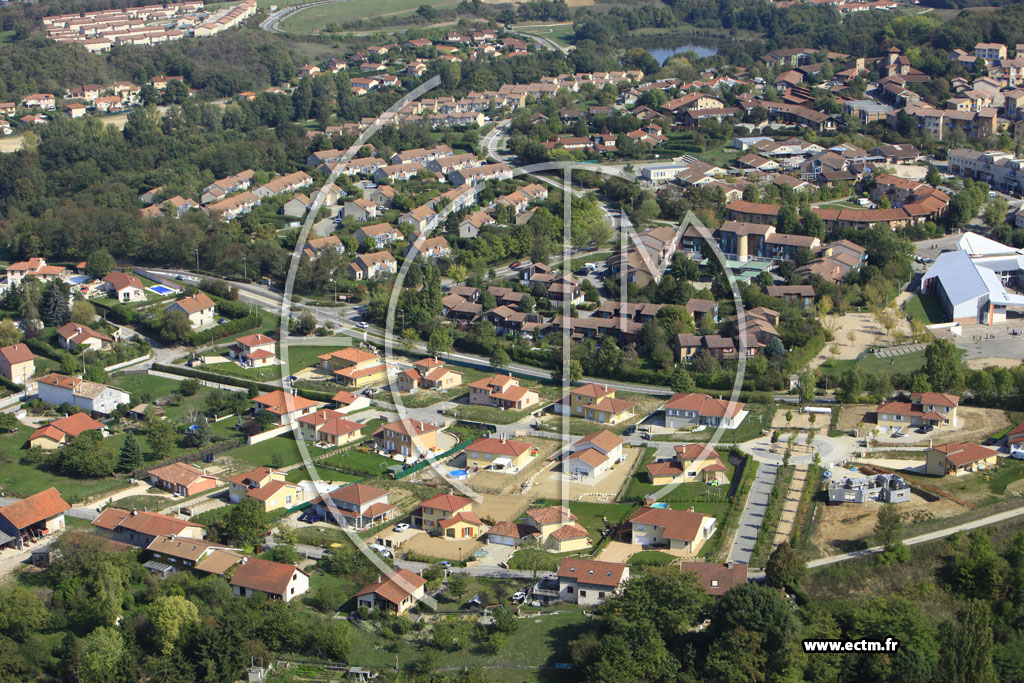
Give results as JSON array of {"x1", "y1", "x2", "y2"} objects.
[{"x1": 280, "y1": 0, "x2": 461, "y2": 33}]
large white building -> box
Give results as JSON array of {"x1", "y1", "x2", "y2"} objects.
[
  {"x1": 36, "y1": 373, "x2": 131, "y2": 414},
  {"x1": 920, "y1": 233, "x2": 1024, "y2": 326}
]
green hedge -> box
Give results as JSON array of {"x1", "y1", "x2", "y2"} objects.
[
  {"x1": 189, "y1": 313, "x2": 261, "y2": 347},
  {"x1": 26, "y1": 338, "x2": 62, "y2": 362}
]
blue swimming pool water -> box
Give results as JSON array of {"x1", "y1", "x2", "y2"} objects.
[
  {"x1": 150, "y1": 285, "x2": 173, "y2": 294},
  {"x1": 449, "y1": 469, "x2": 468, "y2": 479},
  {"x1": 650, "y1": 502, "x2": 669, "y2": 509}
]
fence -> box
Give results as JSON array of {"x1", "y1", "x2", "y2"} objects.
[
  {"x1": 393, "y1": 439, "x2": 473, "y2": 480},
  {"x1": 247, "y1": 424, "x2": 293, "y2": 445},
  {"x1": 104, "y1": 352, "x2": 152, "y2": 372}
]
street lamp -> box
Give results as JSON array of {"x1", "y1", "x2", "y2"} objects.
[
  {"x1": 242, "y1": 256, "x2": 247, "y2": 280},
  {"x1": 195, "y1": 248, "x2": 199, "y2": 273}
]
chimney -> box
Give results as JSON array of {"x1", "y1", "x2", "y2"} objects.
[
  {"x1": 240, "y1": 557, "x2": 248, "y2": 565},
  {"x1": 689, "y1": 507, "x2": 695, "y2": 513},
  {"x1": 727, "y1": 561, "x2": 734, "y2": 569}
]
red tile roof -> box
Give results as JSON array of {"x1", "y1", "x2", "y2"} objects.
[
  {"x1": 30, "y1": 412, "x2": 104, "y2": 442},
  {"x1": 421, "y1": 493, "x2": 473, "y2": 512},
  {"x1": 629, "y1": 506, "x2": 710, "y2": 542},
  {"x1": 0, "y1": 488, "x2": 69, "y2": 529},
  {"x1": 557, "y1": 558, "x2": 627, "y2": 587},
  {"x1": 933, "y1": 442, "x2": 998, "y2": 467},
  {"x1": 169, "y1": 292, "x2": 215, "y2": 314},
  {"x1": 148, "y1": 462, "x2": 213, "y2": 488},
  {"x1": 0, "y1": 344, "x2": 34, "y2": 365},
  {"x1": 679, "y1": 562, "x2": 748, "y2": 595},
  {"x1": 253, "y1": 389, "x2": 319, "y2": 415},
  {"x1": 92, "y1": 508, "x2": 204, "y2": 536},
  {"x1": 322, "y1": 482, "x2": 390, "y2": 506},
  {"x1": 465, "y1": 437, "x2": 531, "y2": 457},
  {"x1": 664, "y1": 392, "x2": 745, "y2": 418},
  {"x1": 526, "y1": 505, "x2": 576, "y2": 526},
  {"x1": 574, "y1": 430, "x2": 623, "y2": 453},
  {"x1": 355, "y1": 568, "x2": 426, "y2": 605},
  {"x1": 103, "y1": 270, "x2": 144, "y2": 291},
  {"x1": 230, "y1": 557, "x2": 306, "y2": 596}
]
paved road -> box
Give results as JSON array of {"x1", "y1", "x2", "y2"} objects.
[
  {"x1": 397, "y1": 558, "x2": 539, "y2": 579},
  {"x1": 727, "y1": 460, "x2": 778, "y2": 565},
  {"x1": 807, "y1": 503, "x2": 1024, "y2": 569}
]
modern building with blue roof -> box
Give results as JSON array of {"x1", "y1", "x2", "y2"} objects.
[{"x1": 921, "y1": 235, "x2": 1024, "y2": 325}]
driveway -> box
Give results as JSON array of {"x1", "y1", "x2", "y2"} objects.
[
  {"x1": 474, "y1": 542, "x2": 516, "y2": 566},
  {"x1": 727, "y1": 460, "x2": 778, "y2": 565}
]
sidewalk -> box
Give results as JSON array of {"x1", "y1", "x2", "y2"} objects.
[{"x1": 772, "y1": 465, "x2": 807, "y2": 548}]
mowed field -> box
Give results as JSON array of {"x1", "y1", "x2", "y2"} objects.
[{"x1": 280, "y1": 0, "x2": 461, "y2": 32}]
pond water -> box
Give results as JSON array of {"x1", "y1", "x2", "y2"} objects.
[{"x1": 649, "y1": 43, "x2": 719, "y2": 64}]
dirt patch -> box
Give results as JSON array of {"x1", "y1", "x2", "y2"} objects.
[
  {"x1": 966, "y1": 357, "x2": 1023, "y2": 370},
  {"x1": 460, "y1": 437, "x2": 563, "y2": 495},
  {"x1": 809, "y1": 308, "x2": 915, "y2": 370},
  {"x1": 935, "y1": 406, "x2": 1011, "y2": 446},
  {"x1": 809, "y1": 493, "x2": 966, "y2": 557},
  {"x1": 771, "y1": 410, "x2": 830, "y2": 432},
  {"x1": 773, "y1": 466, "x2": 808, "y2": 547},
  {"x1": 532, "y1": 446, "x2": 643, "y2": 502},
  {"x1": 401, "y1": 532, "x2": 482, "y2": 562},
  {"x1": 836, "y1": 404, "x2": 876, "y2": 434}
]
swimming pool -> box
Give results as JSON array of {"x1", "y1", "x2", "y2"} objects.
[
  {"x1": 650, "y1": 502, "x2": 669, "y2": 509},
  {"x1": 449, "y1": 469, "x2": 469, "y2": 480},
  {"x1": 149, "y1": 285, "x2": 174, "y2": 295}
]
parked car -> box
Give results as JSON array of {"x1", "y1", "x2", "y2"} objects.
[
  {"x1": 512, "y1": 591, "x2": 527, "y2": 602},
  {"x1": 393, "y1": 523, "x2": 410, "y2": 533},
  {"x1": 624, "y1": 425, "x2": 636, "y2": 436},
  {"x1": 369, "y1": 544, "x2": 392, "y2": 558},
  {"x1": 510, "y1": 261, "x2": 522, "y2": 269},
  {"x1": 438, "y1": 560, "x2": 452, "y2": 568},
  {"x1": 357, "y1": 321, "x2": 369, "y2": 329}
]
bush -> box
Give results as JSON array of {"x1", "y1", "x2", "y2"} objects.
[{"x1": 179, "y1": 378, "x2": 200, "y2": 396}]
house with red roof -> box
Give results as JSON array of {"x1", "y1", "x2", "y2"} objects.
[
  {"x1": 230, "y1": 557, "x2": 309, "y2": 602},
  {"x1": 4, "y1": 257, "x2": 66, "y2": 287},
  {"x1": 92, "y1": 507, "x2": 206, "y2": 547},
  {"x1": 0, "y1": 343, "x2": 35, "y2": 384},
  {"x1": 29, "y1": 412, "x2": 105, "y2": 450},
  {"x1": 252, "y1": 389, "x2": 320, "y2": 426},
  {"x1": 647, "y1": 444, "x2": 728, "y2": 485},
  {"x1": 678, "y1": 561, "x2": 748, "y2": 596},
  {"x1": 557, "y1": 383, "x2": 636, "y2": 425},
  {"x1": 147, "y1": 462, "x2": 219, "y2": 496},
  {"x1": 629, "y1": 505, "x2": 717, "y2": 555},
  {"x1": 331, "y1": 389, "x2": 371, "y2": 414},
  {"x1": 563, "y1": 430, "x2": 625, "y2": 479},
  {"x1": 926, "y1": 442, "x2": 998, "y2": 477},
  {"x1": 414, "y1": 493, "x2": 481, "y2": 539},
  {"x1": 228, "y1": 333, "x2": 277, "y2": 367},
  {"x1": 317, "y1": 347, "x2": 388, "y2": 388},
  {"x1": 1008, "y1": 421, "x2": 1024, "y2": 457},
  {"x1": 311, "y1": 482, "x2": 396, "y2": 529},
  {"x1": 0, "y1": 488, "x2": 70, "y2": 548},
  {"x1": 356, "y1": 568, "x2": 427, "y2": 614},
  {"x1": 466, "y1": 374, "x2": 541, "y2": 411},
  {"x1": 663, "y1": 392, "x2": 747, "y2": 430},
  {"x1": 373, "y1": 419, "x2": 442, "y2": 458},
  {"x1": 56, "y1": 322, "x2": 115, "y2": 352},
  {"x1": 164, "y1": 292, "x2": 216, "y2": 328},
  {"x1": 296, "y1": 409, "x2": 363, "y2": 447},
  {"x1": 395, "y1": 358, "x2": 463, "y2": 393},
  {"x1": 227, "y1": 467, "x2": 304, "y2": 512},
  {"x1": 464, "y1": 436, "x2": 535, "y2": 472},
  {"x1": 102, "y1": 270, "x2": 146, "y2": 302},
  {"x1": 557, "y1": 558, "x2": 629, "y2": 605},
  {"x1": 875, "y1": 392, "x2": 959, "y2": 432}
]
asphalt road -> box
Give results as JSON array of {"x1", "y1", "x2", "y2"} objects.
[{"x1": 727, "y1": 461, "x2": 778, "y2": 565}]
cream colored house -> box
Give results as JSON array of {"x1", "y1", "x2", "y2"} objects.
[
  {"x1": 465, "y1": 436, "x2": 533, "y2": 472},
  {"x1": 629, "y1": 506, "x2": 716, "y2": 555}
]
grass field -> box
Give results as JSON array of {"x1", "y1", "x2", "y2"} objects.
[
  {"x1": 0, "y1": 30, "x2": 15, "y2": 44},
  {"x1": 904, "y1": 293, "x2": 946, "y2": 325},
  {"x1": 514, "y1": 23, "x2": 575, "y2": 48},
  {"x1": 280, "y1": 0, "x2": 460, "y2": 33},
  {"x1": 567, "y1": 500, "x2": 634, "y2": 542},
  {"x1": 822, "y1": 346, "x2": 966, "y2": 378},
  {"x1": 622, "y1": 448, "x2": 734, "y2": 504}
]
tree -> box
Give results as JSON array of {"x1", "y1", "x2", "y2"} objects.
[
  {"x1": 179, "y1": 378, "x2": 200, "y2": 396},
  {"x1": 0, "y1": 319, "x2": 21, "y2": 347},
  {"x1": 669, "y1": 367, "x2": 695, "y2": 393},
  {"x1": 924, "y1": 339, "x2": 965, "y2": 395},
  {"x1": 56, "y1": 430, "x2": 115, "y2": 477},
  {"x1": 427, "y1": 327, "x2": 453, "y2": 357},
  {"x1": 709, "y1": 583, "x2": 795, "y2": 658},
  {"x1": 446, "y1": 573, "x2": 469, "y2": 603},
  {"x1": 765, "y1": 543, "x2": 806, "y2": 589},
  {"x1": 221, "y1": 497, "x2": 269, "y2": 546},
  {"x1": 145, "y1": 418, "x2": 176, "y2": 459},
  {"x1": 703, "y1": 627, "x2": 768, "y2": 683},
  {"x1": 74, "y1": 627, "x2": 123, "y2": 683},
  {"x1": 185, "y1": 415, "x2": 212, "y2": 448},
  {"x1": 947, "y1": 600, "x2": 998, "y2": 683},
  {"x1": 491, "y1": 347, "x2": 510, "y2": 370},
  {"x1": 149, "y1": 595, "x2": 200, "y2": 654},
  {"x1": 160, "y1": 311, "x2": 193, "y2": 344},
  {"x1": 798, "y1": 370, "x2": 816, "y2": 403},
  {"x1": 117, "y1": 433, "x2": 143, "y2": 472},
  {"x1": 70, "y1": 299, "x2": 97, "y2": 325},
  {"x1": 399, "y1": 327, "x2": 418, "y2": 354},
  {"x1": 926, "y1": 164, "x2": 942, "y2": 187},
  {"x1": 41, "y1": 280, "x2": 71, "y2": 328},
  {"x1": 293, "y1": 310, "x2": 316, "y2": 335},
  {"x1": 85, "y1": 248, "x2": 115, "y2": 279},
  {"x1": 874, "y1": 502, "x2": 908, "y2": 564}
]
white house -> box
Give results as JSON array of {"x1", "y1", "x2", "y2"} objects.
[
  {"x1": 36, "y1": 373, "x2": 131, "y2": 414},
  {"x1": 557, "y1": 558, "x2": 629, "y2": 606},
  {"x1": 229, "y1": 557, "x2": 309, "y2": 602},
  {"x1": 563, "y1": 430, "x2": 624, "y2": 479}
]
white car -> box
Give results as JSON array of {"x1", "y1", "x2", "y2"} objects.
[
  {"x1": 369, "y1": 543, "x2": 392, "y2": 558},
  {"x1": 393, "y1": 523, "x2": 410, "y2": 533},
  {"x1": 357, "y1": 321, "x2": 369, "y2": 329},
  {"x1": 512, "y1": 591, "x2": 527, "y2": 602}
]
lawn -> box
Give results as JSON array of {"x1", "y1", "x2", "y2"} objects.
[
  {"x1": 567, "y1": 500, "x2": 634, "y2": 542},
  {"x1": 621, "y1": 447, "x2": 734, "y2": 504},
  {"x1": 567, "y1": 251, "x2": 611, "y2": 274},
  {"x1": 903, "y1": 459, "x2": 1024, "y2": 506},
  {"x1": 652, "y1": 403, "x2": 775, "y2": 444},
  {"x1": 111, "y1": 495, "x2": 169, "y2": 512},
  {"x1": 344, "y1": 609, "x2": 588, "y2": 670},
  {"x1": 513, "y1": 23, "x2": 575, "y2": 48},
  {"x1": 821, "y1": 346, "x2": 966, "y2": 379},
  {"x1": 285, "y1": 465, "x2": 360, "y2": 484},
  {"x1": 628, "y1": 550, "x2": 676, "y2": 567},
  {"x1": 904, "y1": 293, "x2": 946, "y2": 325},
  {"x1": 281, "y1": 0, "x2": 461, "y2": 32},
  {"x1": 321, "y1": 447, "x2": 396, "y2": 477},
  {"x1": 0, "y1": 30, "x2": 14, "y2": 44},
  {"x1": 227, "y1": 433, "x2": 328, "y2": 469}
]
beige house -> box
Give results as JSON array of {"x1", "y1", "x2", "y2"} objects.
[
  {"x1": 296, "y1": 409, "x2": 364, "y2": 447},
  {"x1": 29, "y1": 412, "x2": 105, "y2": 450},
  {"x1": 647, "y1": 444, "x2": 728, "y2": 486},
  {"x1": 876, "y1": 392, "x2": 959, "y2": 431},
  {"x1": 413, "y1": 492, "x2": 481, "y2": 538},
  {"x1": 252, "y1": 389, "x2": 320, "y2": 426},
  {"x1": 230, "y1": 557, "x2": 309, "y2": 602},
  {"x1": 373, "y1": 419, "x2": 441, "y2": 458},
  {"x1": 356, "y1": 569, "x2": 427, "y2": 614},
  {"x1": 0, "y1": 344, "x2": 35, "y2": 384},
  {"x1": 926, "y1": 442, "x2": 998, "y2": 476},
  {"x1": 466, "y1": 374, "x2": 541, "y2": 410},
  {"x1": 227, "y1": 467, "x2": 304, "y2": 512},
  {"x1": 318, "y1": 347, "x2": 387, "y2": 388},
  {"x1": 57, "y1": 323, "x2": 114, "y2": 352},
  {"x1": 165, "y1": 292, "x2": 216, "y2": 328},
  {"x1": 525, "y1": 505, "x2": 591, "y2": 552},
  {"x1": 0, "y1": 488, "x2": 69, "y2": 549},
  {"x1": 395, "y1": 358, "x2": 462, "y2": 393},
  {"x1": 563, "y1": 430, "x2": 625, "y2": 479},
  {"x1": 557, "y1": 383, "x2": 636, "y2": 425},
  {"x1": 228, "y1": 333, "x2": 277, "y2": 367},
  {"x1": 663, "y1": 392, "x2": 747, "y2": 430},
  {"x1": 465, "y1": 436, "x2": 534, "y2": 472},
  {"x1": 629, "y1": 506, "x2": 716, "y2": 555},
  {"x1": 312, "y1": 482, "x2": 396, "y2": 529}
]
